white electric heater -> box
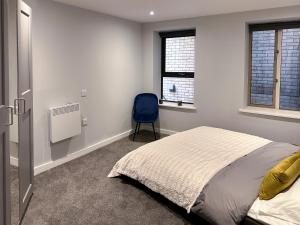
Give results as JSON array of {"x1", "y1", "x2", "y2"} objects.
[{"x1": 49, "y1": 103, "x2": 81, "y2": 143}]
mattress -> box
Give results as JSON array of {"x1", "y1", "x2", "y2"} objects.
[{"x1": 109, "y1": 126, "x2": 271, "y2": 212}]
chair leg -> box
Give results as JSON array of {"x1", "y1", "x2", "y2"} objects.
[
  {"x1": 152, "y1": 123, "x2": 157, "y2": 140},
  {"x1": 137, "y1": 123, "x2": 141, "y2": 134},
  {"x1": 133, "y1": 122, "x2": 139, "y2": 141}
]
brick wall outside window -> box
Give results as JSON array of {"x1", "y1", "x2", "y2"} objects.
[
  {"x1": 165, "y1": 36, "x2": 195, "y2": 73},
  {"x1": 162, "y1": 77, "x2": 194, "y2": 103}
]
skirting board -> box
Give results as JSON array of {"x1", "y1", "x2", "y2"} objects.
[
  {"x1": 10, "y1": 156, "x2": 19, "y2": 167},
  {"x1": 34, "y1": 129, "x2": 132, "y2": 176},
  {"x1": 144, "y1": 126, "x2": 178, "y2": 135},
  {"x1": 156, "y1": 128, "x2": 177, "y2": 135},
  {"x1": 34, "y1": 128, "x2": 177, "y2": 176}
]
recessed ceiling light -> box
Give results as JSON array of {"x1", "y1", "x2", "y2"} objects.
[{"x1": 149, "y1": 11, "x2": 155, "y2": 16}]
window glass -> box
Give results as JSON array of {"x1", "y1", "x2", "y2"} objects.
[
  {"x1": 162, "y1": 77, "x2": 194, "y2": 103},
  {"x1": 250, "y1": 30, "x2": 275, "y2": 106},
  {"x1": 280, "y1": 28, "x2": 300, "y2": 111},
  {"x1": 165, "y1": 36, "x2": 195, "y2": 73},
  {"x1": 160, "y1": 30, "x2": 195, "y2": 104}
]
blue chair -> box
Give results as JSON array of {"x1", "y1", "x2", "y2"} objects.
[{"x1": 133, "y1": 93, "x2": 159, "y2": 141}]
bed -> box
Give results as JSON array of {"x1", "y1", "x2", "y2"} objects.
[{"x1": 108, "y1": 126, "x2": 300, "y2": 225}]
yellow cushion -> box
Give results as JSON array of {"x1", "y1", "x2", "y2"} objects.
[{"x1": 259, "y1": 150, "x2": 300, "y2": 200}]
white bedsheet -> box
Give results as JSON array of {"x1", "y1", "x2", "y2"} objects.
[
  {"x1": 248, "y1": 178, "x2": 300, "y2": 225},
  {"x1": 108, "y1": 126, "x2": 271, "y2": 212}
]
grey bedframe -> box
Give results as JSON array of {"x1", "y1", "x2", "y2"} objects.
[
  {"x1": 195, "y1": 215, "x2": 264, "y2": 225},
  {"x1": 243, "y1": 217, "x2": 264, "y2": 225},
  {"x1": 122, "y1": 176, "x2": 266, "y2": 225}
]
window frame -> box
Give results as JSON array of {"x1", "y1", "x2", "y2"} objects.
[
  {"x1": 160, "y1": 29, "x2": 196, "y2": 78},
  {"x1": 248, "y1": 21, "x2": 300, "y2": 111},
  {"x1": 159, "y1": 29, "x2": 196, "y2": 104}
]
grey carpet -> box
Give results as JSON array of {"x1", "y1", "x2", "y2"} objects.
[
  {"x1": 10, "y1": 166, "x2": 19, "y2": 225},
  {"x1": 20, "y1": 130, "x2": 208, "y2": 225}
]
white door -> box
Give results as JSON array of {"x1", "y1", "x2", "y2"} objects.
[{"x1": 16, "y1": 0, "x2": 33, "y2": 221}]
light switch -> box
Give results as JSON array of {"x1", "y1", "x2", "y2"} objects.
[{"x1": 81, "y1": 89, "x2": 87, "y2": 97}]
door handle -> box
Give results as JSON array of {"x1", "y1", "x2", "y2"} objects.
[
  {"x1": 14, "y1": 98, "x2": 26, "y2": 115},
  {"x1": 5, "y1": 106, "x2": 14, "y2": 126}
]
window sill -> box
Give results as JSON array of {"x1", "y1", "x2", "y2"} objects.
[
  {"x1": 159, "y1": 102, "x2": 196, "y2": 110},
  {"x1": 239, "y1": 106, "x2": 300, "y2": 120}
]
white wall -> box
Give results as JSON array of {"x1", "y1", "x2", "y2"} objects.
[
  {"x1": 23, "y1": 0, "x2": 142, "y2": 167},
  {"x1": 142, "y1": 6, "x2": 300, "y2": 145},
  {"x1": 9, "y1": 0, "x2": 300, "y2": 169}
]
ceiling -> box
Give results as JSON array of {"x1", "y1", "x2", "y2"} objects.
[{"x1": 53, "y1": 0, "x2": 300, "y2": 23}]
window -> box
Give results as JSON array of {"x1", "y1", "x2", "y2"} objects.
[
  {"x1": 249, "y1": 22, "x2": 300, "y2": 111},
  {"x1": 160, "y1": 30, "x2": 195, "y2": 104}
]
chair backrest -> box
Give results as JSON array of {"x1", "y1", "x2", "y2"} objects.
[{"x1": 133, "y1": 93, "x2": 158, "y2": 122}]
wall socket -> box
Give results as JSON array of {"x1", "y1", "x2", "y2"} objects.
[
  {"x1": 81, "y1": 89, "x2": 87, "y2": 97},
  {"x1": 82, "y1": 117, "x2": 88, "y2": 126}
]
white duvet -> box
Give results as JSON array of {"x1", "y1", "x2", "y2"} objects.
[
  {"x1": 108, "y1": 126, "x2": 271, "y2": 212},
  {"x1": 248, "y1": 178, "x2": 300, "y2": 225}
]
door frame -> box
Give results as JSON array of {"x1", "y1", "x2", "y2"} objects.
[{"x1": 1, "y1": 0, "x2": 12, "y2": 224}]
